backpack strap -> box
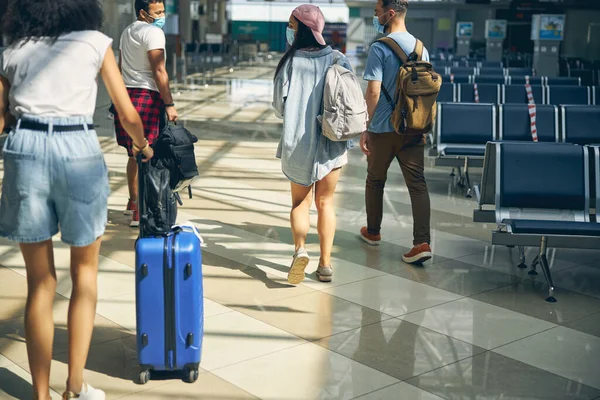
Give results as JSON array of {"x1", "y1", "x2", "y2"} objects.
[
  {"x1": 413, "y1": 40, "x2": 424, "y2": 61},
  {"x1": 377, "y1": 37, "x2": 409, "y2": 64},
  {"x1": 376, "y1": 37, "x2": 412, "y2": 108}
]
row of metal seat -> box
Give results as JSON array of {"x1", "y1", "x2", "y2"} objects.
[
  {"x1": 431, "y1": 60, "x2": 503, "y2": 69},
  {"x1": 438, "y1": 84, "x2": 598, "y2": 105},
  {"x1": 434, "y1": 103, "x2": 600, "y2": 196},
  {"x1": 474, "y1": 142, "x2": 600, "y2": 302},
  {"x1": 436, "y1": 103, "x2": 600, "y2": 156},
  {"x1": 438, "y1": 67, "x2": 535, "y2": 77},
  {"x1": 442, "y1": 75, "x2": 581, "y2": 86}
]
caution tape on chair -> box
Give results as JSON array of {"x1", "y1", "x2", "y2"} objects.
[{"x1": 525, "y1": 83, "x2": 539, "y2": 142}]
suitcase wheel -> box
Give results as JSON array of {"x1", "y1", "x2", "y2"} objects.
[
  {"x1": 183, "y1": 367, "x2": 199, "y2": 384},
  {"x1": 139, "y1": 370, "x2": 151, "y2": 385}
]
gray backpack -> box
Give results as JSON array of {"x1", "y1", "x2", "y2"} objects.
[{"x1": 319, "y1": 52, "x2": 368, "y2": 141}]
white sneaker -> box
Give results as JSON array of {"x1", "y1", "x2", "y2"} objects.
[
  {"x1": 62, "y1": 383, "x2": 105, "y2": 400},
  {"x1": 287, "y1": 248, "x2": 309, "y2": 285}
]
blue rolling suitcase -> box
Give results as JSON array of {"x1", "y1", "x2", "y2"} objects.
[{"x1": 135, "y1": 157, "x2": 204, "y2": 384}]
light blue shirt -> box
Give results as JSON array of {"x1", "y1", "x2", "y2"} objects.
[
  {"x1": 273, "y1": 46, "x2": 352, "y2": 186},
  {"x1": 363, "y1": 32, "x2": 430, "y2": 134}
]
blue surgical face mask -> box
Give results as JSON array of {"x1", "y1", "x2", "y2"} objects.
[
  {"x1": 286, "y1": 27, "x2": 296, "y2": 46},
  {"x1": 373, "y1": 15, "x2": 389, "y2": 34},
  {"x1": 152, "y1": 17, "x2": 166, "y2": 29}
]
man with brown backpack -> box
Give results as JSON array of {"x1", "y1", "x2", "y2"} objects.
[{"x1": 359, "y1": 0, "x2": 441, "y2": 264}]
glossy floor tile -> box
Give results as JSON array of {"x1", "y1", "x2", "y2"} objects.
[
  {"x1": 355, "y1": 382, "x2": 445, "y2": 400},
  {"x1": 494, "y1": 326, "x2": 600, "y2": 390},
  {"x1": 408, "y1": 351, "x2": 600, "y2": 400},
  {"x1": 471, "y1": 279, "x2": 600, "y2": 325},
  {"x1": 0, "y1": 298, "x2": 130, "y2": 364},
  {"x1": 553, "y1": 265, "x2": 600, "y2": 299},
  {"x1": 393, "y1": 257, "x2": 521, "y2": 297},
  {"x1": 399, "y1": 297, "x2": 556, "y2": 349},
  {"x1": 18, "y1": 336, "x2": 167, "y2": 399},
  {"x1": 200, "y1": 251, "x2": 315, "y2": 306},
  {"x1": 323, "y1": 275, "x2": 463, "y2": 317},
  {"x1": 316, "y1": 318, "x2": 485, "y2": 381},
  {"x1": 95, "y1": 293, "x2": 137, "y2": 332},
  {"x1": 0, "y1": 266, "x2": 28, "y2": 321},
  {"x1": 200, "y1": 311, "x2": 305, "y2": 371},
  {"x1": 213, "y1": 342, "x2": 398, "y2": 400},
  {"x1": 456, "y1": 245, "x2": 581, "y2": 277},
  {"x1": 564, "y1": 312, "x2": 600, "y2": 338},
  {"x1": 118, "y1": 371, "x2": 259, "y2": 399},
  {"x1": 0, "y1": 364, "x2": 62, "y2": 400},
  {"x1": 0, "y1": 354, "x2": 13, "y2": 369},
  {"x1": 234, "y1": 290, "x2": 393, "y2": 341}
]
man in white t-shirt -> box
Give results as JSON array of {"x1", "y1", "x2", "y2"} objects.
[{"x1": 115, "y1": 0, "x2": 179, "y2": 227}]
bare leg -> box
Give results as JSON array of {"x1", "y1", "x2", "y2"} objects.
[
  {"x1": 21, "y1": 240, "x2": 56, "y2": 400},
  {"x1": 127, "y1": 157, "x2": 138, "y2": 203},
  {"x1": 314, "y1": 168, "x2": 341, "y2": 267},
  {"x1": 290, "y1": 183, "x2": 313, "y2": 252},
  {"x1": 66, "y1": 238, "x2": 102, "y2": 393}
]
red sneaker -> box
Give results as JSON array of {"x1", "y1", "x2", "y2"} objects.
[
  {"x1": 402, "y1": 243, "x2": 432, "y2": 264},
  {"x1": 360, "y1": 226, "x2": 381, "y2": 246},
  {"x1": 130, "y1": 210, "x2": 140, "y2": 228},
  {"x1": 125, "y1": 199, "x2": 137, "y2": 216}
]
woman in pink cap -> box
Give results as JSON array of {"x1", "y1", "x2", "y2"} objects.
[{"x1": 273, "y1": 4, "x2": 353, "y2": 284}]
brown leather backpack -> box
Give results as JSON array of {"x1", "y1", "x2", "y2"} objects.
[{"x1": 377, "y1": 38, "x2": 442, "y2": 135}]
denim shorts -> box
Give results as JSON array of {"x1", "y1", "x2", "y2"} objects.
[{"x1": 0, "y1": 115, "x2": 109, "y2": 247}]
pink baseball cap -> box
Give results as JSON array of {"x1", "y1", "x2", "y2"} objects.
[{"x1": 292, "y1": 4, "x2": 326, "y2": 46}]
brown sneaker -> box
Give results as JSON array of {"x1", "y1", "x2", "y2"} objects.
[
  {"x1": 402, "y1": 243, "x2": 432, "y2": 264},
  {"x1": 124, "y1": 199, "x2": 137, "y2": 216},
  {"x1": 130, "y1": 210, "x2": 140, "y2": 228},
  {"x1": 360, "y1": 226, "x2": 381, "y2": 246}
]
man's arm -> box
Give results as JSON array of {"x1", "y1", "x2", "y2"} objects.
[
  {"x1": 148, "y1": 49, "x2": 177, "y2": 121},
  {"x1": 360, "y1": 43, "x2": 385, "y2": 156}
]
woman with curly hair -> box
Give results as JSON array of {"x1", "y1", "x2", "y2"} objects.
[{"x1": 0, "y1": 0, "x2": 153, "y2": 399}]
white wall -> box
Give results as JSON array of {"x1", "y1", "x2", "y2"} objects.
[
  {"x1": 346, "y1": 3, "x2": 457, "y2": 53},
  {"x1": 230, "y1": 0, "x2": 349, "y2": 23}
]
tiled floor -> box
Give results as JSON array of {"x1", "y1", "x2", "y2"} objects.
[{"x1": 1, "y1": 59, "x2": 600, "y2": 399}]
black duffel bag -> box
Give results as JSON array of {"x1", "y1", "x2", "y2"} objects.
[
  {"x1": 153, "y1": 121, "x2": 199, "y2": 193},
  {"x1": 138, "y1": 157, "x2": 178, "y2": 237}
]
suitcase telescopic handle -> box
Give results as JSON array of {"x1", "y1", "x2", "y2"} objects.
[{"x1": 136, "y1": 154, "x2": 146, "y2": 238}]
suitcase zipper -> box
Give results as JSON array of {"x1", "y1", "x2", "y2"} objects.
[
  {"x1": 171, "y1": 232, "x2": 178, "y2": 369},
  {"x1": 163, "y1": 235, "x2": 177, "y2": 370}
]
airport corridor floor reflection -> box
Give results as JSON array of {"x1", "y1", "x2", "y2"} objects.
[{"x1": 1, "y1": 58, "x2": 600, "y2": 400}]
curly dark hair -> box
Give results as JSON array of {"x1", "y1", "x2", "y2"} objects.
[
  {"x1": 135, "y1": 0, "x2": 165, "y2": 18},
  {"x1": 1, "y1": 0, "x2": 103, "y2": 45}
]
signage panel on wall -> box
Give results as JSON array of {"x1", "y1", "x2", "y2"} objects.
[
  {"x1": 539, "y1": 14, "x2": 565, "y2": 40},
  {"x1": 485, "y1": 20, "x2": 507, "y2": 39},
  {"x1": 531, "y1": 14, "x2": 565, "y2": 41},
  {"x1": 456, "y1": 22, "x2": 473, "y2": 39}
]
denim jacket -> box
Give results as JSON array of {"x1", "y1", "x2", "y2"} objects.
[{"x1": 273, "y1": 46, "x2": 353, "y2": 186}]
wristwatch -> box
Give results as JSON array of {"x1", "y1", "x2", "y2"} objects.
[{"x1": 164, "y1": 103, "x2": 175, "y2": 108}]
